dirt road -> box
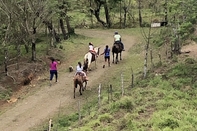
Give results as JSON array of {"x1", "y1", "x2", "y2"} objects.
[{"x1": 0, "y1": 29, "x2": 137, "y2": 131}]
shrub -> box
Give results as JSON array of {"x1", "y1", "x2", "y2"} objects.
[
  {"x1": 98, "y1": 113, "x2": 113, "y2": 123},
  {"x1": 158, "y1": 118, "x2": 179, "y2": 129}
]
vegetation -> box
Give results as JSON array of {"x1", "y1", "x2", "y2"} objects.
[{"x1": 0, "y1": 0, "x2": 197, "y2": 130}]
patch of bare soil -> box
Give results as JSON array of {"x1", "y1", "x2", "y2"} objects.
[
  {"x1": 0, "y1": 29, "x2": 137, "y2": 131},
  {"x1": 180, "y1": 41, "x2": 197, "y2": 58}
]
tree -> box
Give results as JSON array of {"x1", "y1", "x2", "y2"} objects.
[{"x1": 90, "y1": 0, "x2": 111, "y2": 28}]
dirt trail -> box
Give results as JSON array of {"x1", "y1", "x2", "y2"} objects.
[{"x1": 0, "y1": 29, "x2": 137, "y2": 131}]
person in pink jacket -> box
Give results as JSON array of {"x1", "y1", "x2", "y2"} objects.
[{"x1": 49, "y1": 57, "x2": 58, "y2": 84}]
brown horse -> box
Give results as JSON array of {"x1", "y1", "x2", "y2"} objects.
[
  {"x1": 112, "y1": 41, "x2": 123, "y2": 64},
  {"x1": 73, "y1": 72, "x2": 87, "y2": 98}
]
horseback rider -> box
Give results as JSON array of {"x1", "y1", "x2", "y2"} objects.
[
  {"x1": 74, "y1": 62, "x2": 88, "y2": 81},
  {"x1": 114, "y1": 31, "x2": 125, "y2": 51},
  {"x1": 89, "y1": 42, "x2": 98, "y2": 57}
]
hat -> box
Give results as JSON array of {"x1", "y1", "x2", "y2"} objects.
[{"x1": 114, "y1": 31, "x2": 118, "y2": 34}]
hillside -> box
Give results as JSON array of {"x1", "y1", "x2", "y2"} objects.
[{"x1": 0, "y1": 29, "x2": 137, "y2": 131}]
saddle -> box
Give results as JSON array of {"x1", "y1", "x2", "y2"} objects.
[
  {"x1": 76, "y1": 72, "x2": 84, "y2": 76},
  {"x1": 114, "y1": 41, "x2": 123, "y2": 50},
  {"x1": 89, "y1": 51, "x2": 96, "y2": 62}
]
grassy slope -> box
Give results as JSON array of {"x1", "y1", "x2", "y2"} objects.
[
  {"x1": 31, "y1": 28, "x2": 197, "y2": 131},
  {"x1": 31, "y1": 13, "x2": 197, "y2": 131}
]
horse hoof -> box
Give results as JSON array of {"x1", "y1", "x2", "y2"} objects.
[
  {"x1": 80, "y1": 93, "x2": 82, "y2": 95},
  {"x1": 103, "y1": 65, "x2": 105, "y2": 68}
]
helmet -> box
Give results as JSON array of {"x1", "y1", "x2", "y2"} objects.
[
  {"x1": 89, "y1": 42, "x2": 92, "y2": 45},
  {"x1": 114, "y1": 31, "x2": 118, "y2": 34}
]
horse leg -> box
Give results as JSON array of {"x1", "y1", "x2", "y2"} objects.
[
  {"x1": 74, "y1": 85, "x2": 76, "y2": 98},
  {"x1": 95, "y1": 59, "x2": 97, "y2": 69},
  {"x1": 83, "y1": 81, "x2": 87, "y2": 90},
  {"x1": 120, "y1": 52, "x2": 122, "y2": 60},
  {"x1": 116, "y1": 53, "x2": 118, "y2": 64},
  {"x1": 112, "y1": 52, "x2": 115, "y2": 63},
  {"x1": 79, "y1": 85, "x2": 82, "y2": 95}
]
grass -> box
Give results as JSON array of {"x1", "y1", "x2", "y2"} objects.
[
  {"x1": 4, "y1": 26, "x2": 197, "y2": 131},
  {"x1": 34, "y1": 34, "x2": 197, "y2": 131}
]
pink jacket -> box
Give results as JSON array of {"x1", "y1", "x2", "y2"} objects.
[{"x1": 50, "y1": 61, "x2": 57, "y2": 70}]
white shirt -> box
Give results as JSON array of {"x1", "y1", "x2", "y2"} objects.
[
  {"x1": 114, "y1": 34, "x2": 121, "y2": 41},
  {"x1": 89, "y1": 45, "x2": 93, "y2": 51},
  {"x1": 76, "y1": 65, "x2": 83, "y2": 72}
]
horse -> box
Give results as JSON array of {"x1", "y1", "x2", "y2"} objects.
[
  {"x1": 112, "y1": 41, "x2": 123, "y2": 64},
  {"x1": 73, "y1": 72, "x2": 87, "y2": 98},
  {"x1": 84, "y1": 47, "x2": 100, "y2": 71}
]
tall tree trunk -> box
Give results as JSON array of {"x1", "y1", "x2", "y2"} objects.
[
  {"x1": 164, "y1": 0, "x2": 168, "y2": 22},
  {"x1": 4, "y1": 49, "x2": 8, "y2": 74},
  {"x1": 119, "y1": 0, "x2": 122, "y2": 28},
  {"x1": 89, "y1": 0, "x2": 94, "y2": 26},
  {"x1": 103, "y1": 0, "x2": 111, "y2": 28},
  {"x1": 90, "y1": 0, "x2": 107, "y2": 27},
  {"x1": 31, "y1": 20, "x2": 36, "y2": 61},
  {"x1": 58, "y1": 0, "x2": 69, "y2": 39},
  {"x1": 43, "y1": 20, "x2": 61, "y2": 43},
  {"x1": 138, "y1": 0, "x2": 142, "y2": 27},
  {"x1": 65, "y1": 15, "x2": 74, "y2": 35},
  {"x1": 123, "y1": 7, "x2": 127, "y2": 28},
  {"x1": 59, "y1": 18, "x2": 68, "y2": 40}
]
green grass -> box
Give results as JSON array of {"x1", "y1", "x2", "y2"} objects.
[
  {"x1": 11, "y1": 26, "x2": 197, "y2": 131},
  {"x1": 42, "y1": 43, "x2": 197, "y2": 131}
]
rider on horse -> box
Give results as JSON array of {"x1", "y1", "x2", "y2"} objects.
[
  {"x1": 74, "y1": 62, "x2": 88, "y2": 81},
  {"x1": 114, "y1": 31, "x2": 125, "y2": 51},
  {"x1": 89, "y1": 42, "x2": 98, "y2": 57}
]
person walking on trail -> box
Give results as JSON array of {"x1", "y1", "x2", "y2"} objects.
[
  {"x1": 74, "y1": 62, "x2": 88, "y2": 81},
  {"x1": 49, "y1": 57, "x2": 58, "y2": 85},
  {"x1": 89, "y1": 42, "x2": 98, "y2": 57},
  {"x1": 114, "y1": 31, "x2": 125, "y2": 51},
  {"x1": 100, "y1": 45, "x2": 110, "y2": 68}
]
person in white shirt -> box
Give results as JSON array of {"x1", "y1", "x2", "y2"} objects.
[
  {"x1": 114, "y1": 31, "x2": 125, "y2": 51},
  {"x1": 74, "y1": 62, "x2": 88, "y2": 81},
  {"x1": 89, "y1": 42, "x2": 98, "y2": 56}
]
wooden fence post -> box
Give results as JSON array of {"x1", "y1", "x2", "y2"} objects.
[
  {"x1": 98, "y1": 83, "x2": 101, "y2": 108},
  {"x1": 78, "y1": 101, "x2": 81, "y2": 125},
  {"x1": 131, "y1": 67, "x2": 134, "y2": 88},
  {"x1": 110, "y1": 84, "x2": 112, "y2": 101},
  {"x1": 121, "y1": 72, "x2": 124, "y2": 96},
  {"x1": 48, "y1": 119, "x2": 52, "y2": 131},
  {"x1": 108, "y1": 85, "x2": 110, "y2": 103}
]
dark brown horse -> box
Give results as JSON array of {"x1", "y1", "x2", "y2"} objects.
[
  {"x1": 73, "y1": 72, "x2": 87, "y2": 98},
  {"x1": 112, "y1": 41, "x2": 123, "y2": 64}
]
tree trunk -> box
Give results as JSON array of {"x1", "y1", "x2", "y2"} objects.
[
  {"x1": 4, "y1": 49, "x2": 8, "y2": 74},
  {"x1": 65, "y1": 15, "x2": 74, "y2": 36},
  {"x1": 59, "y1": 18, "x2": 68, "y2": 40},
  {"x1": 123, "y1": 7, "x2": 127, "y2": 28},
  {"x1": 90, "y1": 0, "x2": 107, "y2": 27},
  {"x1": 119, "y1": 0, "x2": 122, "y2": 28},
  {"x1": 43, "y1": 20, "x2": 61, "y2": 43},
  {"x1": 164, "y1": 0, "x2": 168, "y2": 22},
  {"x1": 31, "y1": 19, "x2": 36, "y2": 61},
  {"x1": 103, "y1": 0, "x2": 111, "y2": 28},
  {"x1": 138, "y1": 0, "x2": 142, "y2": 27}
]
